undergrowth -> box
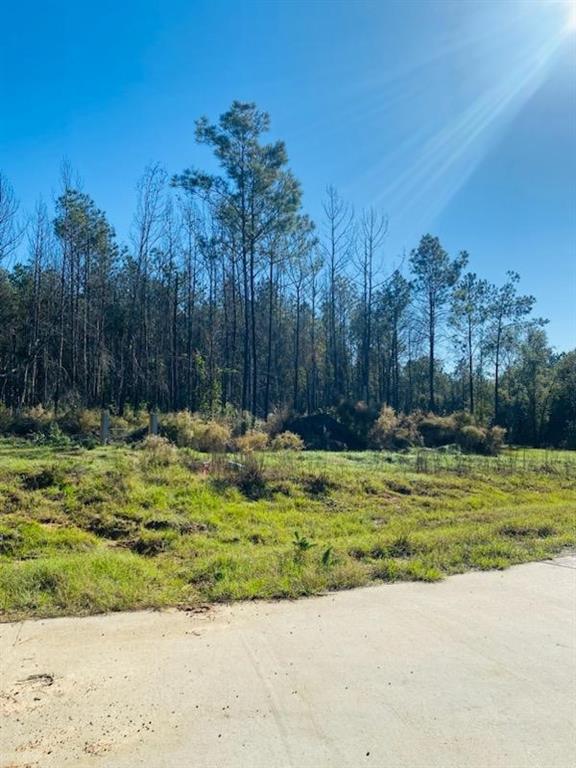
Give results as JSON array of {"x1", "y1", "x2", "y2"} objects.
[{"x1": 0, "y1": 439, "x2": 574, "y2": 619}]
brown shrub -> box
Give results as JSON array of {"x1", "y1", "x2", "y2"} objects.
[
  {"x1": 196, "y1": 422, "x2": 232, "y2": 453},
  {"x1": 270, "y1": 431, "x2": 304, "y2": 451},
  {"x1": 235, "y1": 430, "x2": 269, "y2": 453},
  {"x1": 139, "y1": 435, "x2": 178, "y2": 466},
  {"x1": 368, "y1": 406, "x2": 419, "y2": 450}
]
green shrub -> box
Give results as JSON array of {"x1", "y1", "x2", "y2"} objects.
[
  {"x1": 57, "y1": 408, "x2": 100, "y2": 436},
  {"x1": 161, "y1": 410, "x2": 198, "y2": 447},
  {"x1": 456, "y1": 424, "x2": 505, "y2": 455},
  {"x1": 9, "y1": 405, "x2": 53, "y2": 436},
  {"x1": 292, "y1": 530, "x2": 315, "y2": 563},
  {"x1": 457, "y1": 425, "x2": 486, "y2": 453},
  {"x1": 418, "y1": 413, "x2": 458, "y2": 447},
  {"x1": 0, "y1": 403, "x2": 11, "y2": 433}
]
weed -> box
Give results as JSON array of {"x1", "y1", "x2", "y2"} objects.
[
  {"x1": 304, "y1": 473, "x2": 333, "y2": 496},
  {"x1": 234, "y1": 455, "x2": 268, "y2": 500},
  {"x1": 321, "y1": 546, "x2": 335, "y2": 567},
  {"x1": 127, "y1": 530, "x2": 176, "y2": 556},
  {"x1": 388, "y1": 534, "x2": 414, "y2": 558},
  {"x1": 292, "y1": 530, "x2": 315, "y2": 563},
  {"x1": 20, "y1": 467, "x2": 58, "y2": 491},
  {"x1": 500, "y1": 522, "x2": 556, "y2": 538}
]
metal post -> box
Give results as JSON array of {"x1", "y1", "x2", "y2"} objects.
[{"x1": 149, "y1": 411, "x2": 159, "y2": 436}]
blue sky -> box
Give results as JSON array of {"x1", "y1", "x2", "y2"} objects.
[{"x1": 1, "y1": 0, "x2": 575, "y2": 349}]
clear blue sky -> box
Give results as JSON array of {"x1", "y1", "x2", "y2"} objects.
[{"x1": 1, "y1": 0, "x2": 575, "y2": 350}]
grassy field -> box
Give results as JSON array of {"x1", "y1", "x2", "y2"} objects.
[{"x1": 0, "y1": 439, "x2": 575, "y2": 620}]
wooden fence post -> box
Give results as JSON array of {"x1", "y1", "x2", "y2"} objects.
[{"x1": 100, "y1": 409, "x2": 110, "y2": 445}]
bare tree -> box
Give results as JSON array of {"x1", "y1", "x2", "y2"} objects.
[
  {"x1": 0, "y1": 173, "x2": 24, "y2": 263},
  {"x1": 321, "y1": 186, "x2": 354, "y2": 403},
  {"x1": 356, "y1": 208, "x2": 387, "y2": 404}
]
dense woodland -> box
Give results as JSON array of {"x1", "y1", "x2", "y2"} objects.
[{"x1": 0, "y1": 102, "x2": 574, "y2": 447}]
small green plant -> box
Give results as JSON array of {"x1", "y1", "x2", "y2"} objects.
[
  {"x1": 321, "y1": 546, "x2": 334, "y2": 567},
  {"x1": 292, "y1": 530, "x2": 315, "y2": 563}
]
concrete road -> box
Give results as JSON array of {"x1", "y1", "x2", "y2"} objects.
[{"x1": 1, "y1": 557, "x2": 575, "y2": 768}]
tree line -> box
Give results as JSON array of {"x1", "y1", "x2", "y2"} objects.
[{"x1": 0, "y1": 101, "x2": 574, "y2": 447}]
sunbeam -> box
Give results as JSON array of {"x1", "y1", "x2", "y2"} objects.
[{"x1": 346, "y1": 1, "x2": 574, "y2": 234}]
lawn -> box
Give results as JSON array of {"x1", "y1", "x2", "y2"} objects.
[{"x1": 0, "y1": 439, "x2": 575, "y2": 620}]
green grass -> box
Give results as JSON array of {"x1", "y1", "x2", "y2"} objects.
[{"x1": 0, "y1": 439, "x2": 574, "y2": 620}]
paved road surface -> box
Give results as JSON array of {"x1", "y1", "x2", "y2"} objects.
[{"x1": 1, "y1": 556, "x2": 575, "y2": 768}]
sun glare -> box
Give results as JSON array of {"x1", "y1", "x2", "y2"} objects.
[{"x1": 564, "y1": 1, "x2": 576, "y2": 31}]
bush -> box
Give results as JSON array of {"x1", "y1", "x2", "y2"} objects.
[
  {"x1": 264, "y1": 406, "x2": 292, "y2": 438},
  {"x1": 418, "y1": 414, "x2": 457, "y2": 447},
  {"x1": 367, "y1": 406, "x2": 505, "y2": 455},
  {"x1": 335, "y1": 400, "x2": 377, "y2": 446},
  {"x1": 120, "y1": 406, "x2": 150, "y2": 428},
  {"x1": 0, "y1": 403, "x2": 11, "y2": 433},
  {"x1": 457, "y1": 425, "x2": 486, "y2": 454},
  {"x1": 161, "y1": 412, "x2": 231, "y2": 453},
  {"x1": 139, "y1": 435, "x2": 178, "y2": 467},
  {"x1": 457, "y1": 424, "x2": 505, "y2": 456},
  {"x1": 57, "y1": 408, "x2": 100, "y2": 436},
  {"x1": 369, "y1": 406, "x2": 399, "y2": 450},
  {"x1": 369, "y1": 406, "x2": 419, "y2": 450},
  {"x1": 34, "y1": 423, "x2": 73, "y2": 447},
  {"x1": 9, "y1": 405, "x2": 53, "y2": 436},
  {"x1": 235, "y1": 430, "x2": 269, "y2": 453},
  {"x1": 196, "y1": 421, "x2": 231, "y2": 453},
  {"x1": 485, "y1": 426, "x2": 506, "y2": 456},
  {"x1": 231, "y1": 454, "x2": 268, "y2": 499},
  {"x1": 452, "y1": 410, "x2": 475, "y2": 428},
  {"x1": 271, "y1": 431, "x2": 304, "y2": 451},
  {"x1": 161, "y1": 410, "x2": 198, "y2": 447}
]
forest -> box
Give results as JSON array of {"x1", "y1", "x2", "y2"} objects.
[{"x1": 0, "y1": 101, "x2": 574, "y2": 448}]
